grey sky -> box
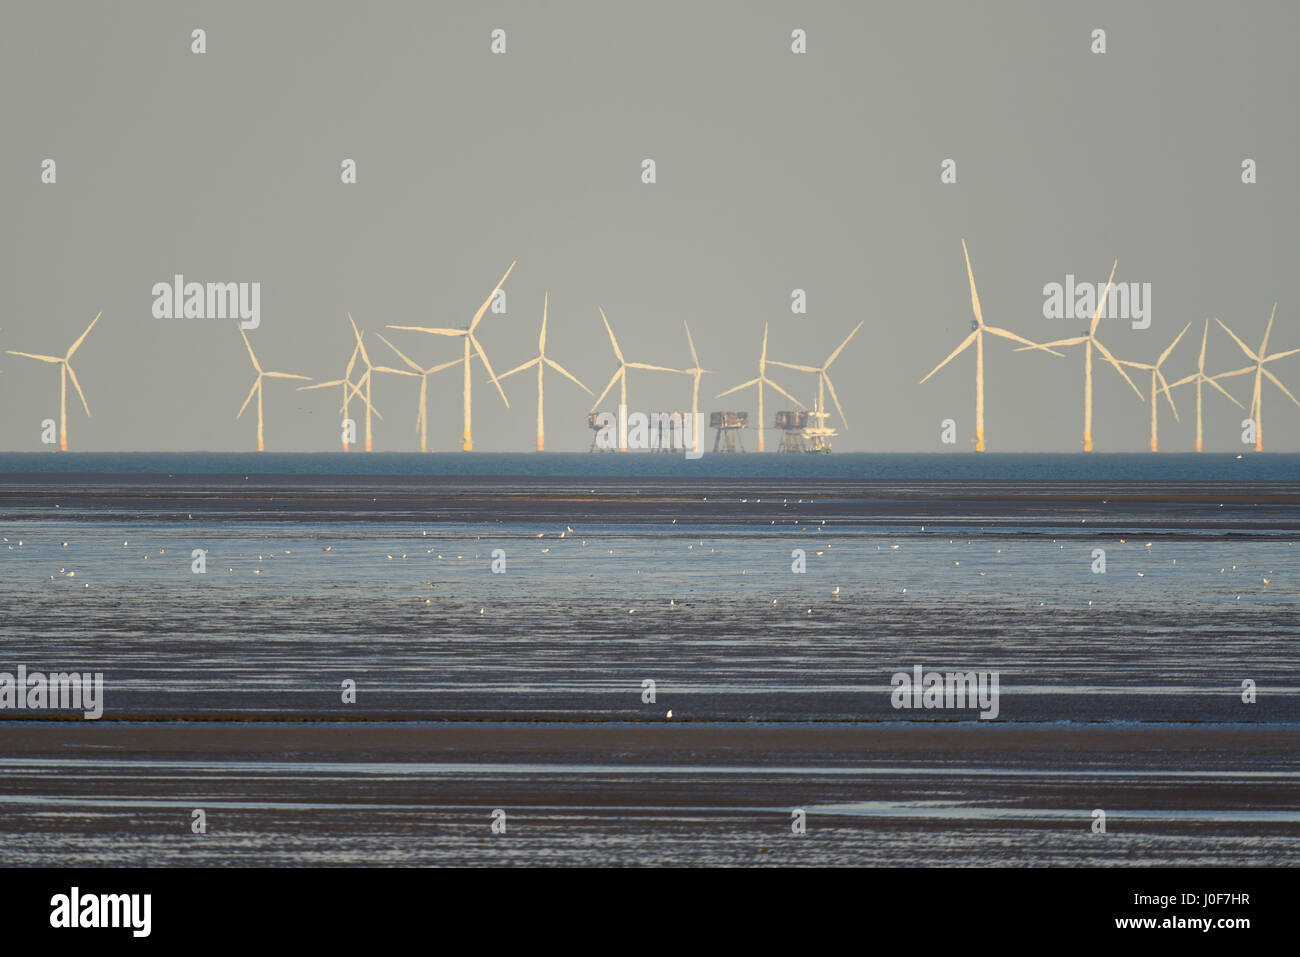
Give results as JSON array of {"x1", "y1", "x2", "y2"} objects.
[{"x1": 3, "y1": 1, "x2": 1298, "y2": 453}]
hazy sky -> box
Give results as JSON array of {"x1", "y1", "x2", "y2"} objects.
[{"x1": 3, "y1": 1, "x2": 1298, "y2": 453}]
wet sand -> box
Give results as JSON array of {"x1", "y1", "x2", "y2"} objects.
[{"x1": 2, "y1": 721, "x2": 1298, "y2": 866}]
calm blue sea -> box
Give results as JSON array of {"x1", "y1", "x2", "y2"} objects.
[{"x1": 0, "y1": 451, "x2": 1297, "y2": 481}]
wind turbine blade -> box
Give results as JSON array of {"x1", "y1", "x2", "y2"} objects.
[
  {"x1": 239, "y1": 326, "x2": 261, "y2": 373},
  {"x1": 1014, "y1": 336, "x2": 1088, "y2": 352},
  {"x1": 1156, "y1": 369, "x2": 1179, "y2": 420},
  {"x1": 6, "y1": 351, "x2": 62, "y2": 363},
  {"x1": 1214, "y1": 365, "x2": 1256, "y2": 380},
  {"x1": 592, "y1": 369, "x2": 622, "y2": 410},
  {"x1": 500, "y1": 357, "x2": 541, "y2": 379},
  {"x1": 345, "y1": 377, "x2": 382, "y2": 419},
  {"x1": 371, "y1": 365, "x2": 418, "y2": 377},
  {"x1": 1090, "y1": 260, "x2": 1118, "y2": 337},
  {"x1": 263, "y1": 372, "x2": 310, "y2": 380},
  {"x1": 1117, "y1": 360, "x2": 1154, "y2": 370},
  {"x1": 347, "y1": 313, "x2": 372, "y2": 367},
  {"x1": 1215, "y1": 319, "x2": 1258, "y2": 362},
  {"x1": 763, "y1": 376, "x2": 805, "y2": 408},
  {"x1": 299, "y1": 379, "x2": 343, "y2": 391},
  {"x1": 375, "y1": 332, "x2": 422, "y2": 373},
  {"x1": 760, "y1": 324, "x2": 769, "y2": 366},
  {"x1": 65, "y1": 363, "x2": 91, "y2": 416},
  {"x1": 1093, "y1": 338, "x2": 1144, "y2": 398},
  {"x1": 1167, "y1": 373, "x2": 1196, "y2": 389},
  {"x1": 1205, "y1": 375, "x2": 1245, "y2": 409},
  {"x1": 824, "y1": 373, "x2": 848, "y2": 427},
  {"x1": 961, "y1": 239, "x2": 985, "y2": 328},
  {"x1": 469, "y1": 261, "x2": 516, "y2": 333},
  {"x1": 65, "y1": 312, "x2": 101, "y2": 359},
  {"x1": 984, "y1": 326, "x2": 1063, "y2": 356},
  {"x1": 342, "y1": 378, "x2": 368, "y2": 410},
  {"x1": 626, "y1": 362, "x2": 681, "y2": 373},
  {"x1": 1158, "y1": 322, "x2": 1192, "y2": 367},
  {"x1": 824, "y1": 321, "x2": 863, "y2": 368},
  {"x1": 684, "y1": 321, "x2": 700, "y2": 368},
  {"x1": 237, "y1": 378, "x2": 259, "y2": 419},
  {"x1": 426, "y1": 357, "x2": 464, "y2": 375},
  {"x1": 768, "y1": 360, "x2": 820, "y2": 373},
  {"x1": 919, "y1": 330, "x2": 977, "y2": 383},
  {"x1": 539, "y1": 294, "x2": 548, "y2": 354},
  {"x1": 469, "y1": 334, "x2": 509, "y2": 407},
  {"x1": 715, "y1": 377, "x2": 759, "y2": 399},
  {"x1": 1260, "y1": 303, "x2": 1277, "y2": 357},
  {"x1": 1262, "y1": 367, "x2": 1300, "y2": 408},
  {"x1": 546, "y1": 357, "x2": 593, "y2": 394},
  {"x1": 387, "y1": 325, "x2": 465, "y2": 336},
  {"x1": 1265, "y1": 346, "x2": 1300, "y2": 362},
  {"x1": 599, "y1": 308, "x2": 624, "y2": 364}
]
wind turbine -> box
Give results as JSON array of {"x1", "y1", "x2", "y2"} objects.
[
  {"x1": 7, "y1": 311, "x2": 100, "y2": 451},
  {"x1": 1168, "y1": 320, "x2": 1244, "y2": 452},
  {"x1": 590, "y1": 308, "x2": 682, "y2": 452},
  {"x1": 768, "y1": 321, "x2": 864, "y2": 435},
  {"x1": 372, "y1": 333, "x2": 463, "y2": 453},
  {"x1": 388, "y1": 262, "x2": 515, "y2": 451},
  {"x1": 498, "y1": 293, "x2": 591, "y2": 451},
  {"x1": 1015, "y1": 260, "x2": 1144, "y2": 451},
  {"x1": 1117, "y1": 322, "x2": 1191, "y2": 452},
  {"x1": 297, "y1": 337, "x2": 381, "y2": 451},
  {"x1": 345, "y1": 314, "x2": 418, "y2": 451},
  {"x1": 236, "y1": 327, "x2": 309, "y2": 451},
  {"x1": 679, "y1": 322, "x2": 713, "y2": 419},
  {"x1": 1214, "y1": 305, "x2": 1300, "y2": 452},
  {"x1": 714, "y1": 323, "x2": 803, "y2": 452},
  {"x1": 678, "y1": 321, "x2": 713, "y2": 454},
  {"x1": 919, "y1": 240, "x2": 1063, "y2": 451},
  {"x1": 332, "y1": 312, "x2": 413, "y2": 449}
]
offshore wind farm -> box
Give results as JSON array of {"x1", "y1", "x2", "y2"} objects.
[{"x1": 3, "y1": 248, "x2": 1297, "y2": 455}]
